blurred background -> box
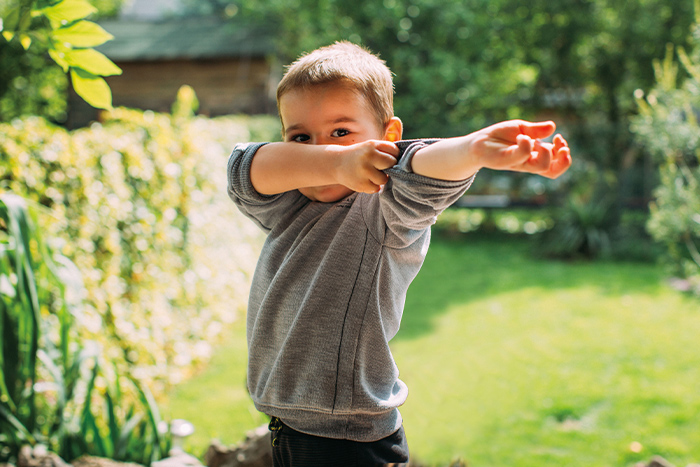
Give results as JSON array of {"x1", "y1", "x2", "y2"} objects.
[{"x1": 2, "y1": 0, "x2": 700, "y2": 466}]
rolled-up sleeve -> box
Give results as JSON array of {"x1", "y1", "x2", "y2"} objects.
[
  {"x1": 361, "y1": 140, "x2": 475, "y2": 248},
  {"x1": 227, "y1": 142, "x2": 307, "y2": 233}
]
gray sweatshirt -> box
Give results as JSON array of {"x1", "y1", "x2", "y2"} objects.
[{"x1": 227, "y1": 140, "x2": 474, "y2": 442}]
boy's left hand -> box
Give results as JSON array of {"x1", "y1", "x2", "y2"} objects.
[{"x1": 469, "y1": 120, "x2": 572, "y2": 179}]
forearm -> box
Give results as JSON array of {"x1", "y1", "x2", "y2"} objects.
[
  {"x1": 410, "y1": 135, "x2": 481, "y2": 181},
  {"x1": 250, "y1": 143, "x2": 342, "y2": 195}
]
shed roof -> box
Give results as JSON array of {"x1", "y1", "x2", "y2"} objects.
[{"x1": 97, "y1": 16, "x2": 274, "y2": 61}]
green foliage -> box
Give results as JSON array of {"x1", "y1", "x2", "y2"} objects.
[
  {"x1": 0, "y1": 194, "x2": 170, "y2": 464},
  {"x1": 0, "y1": 24, "x2": 68, "y2": 123},
  {"x1": 0, "y1": 0, "x2": 122, "y2": 120},
  {"x1": 538, "y1": 196, "x2": 616, "y2": 259},
  {"x1": 631, "y1": 2, "x2": 700, "y2": 295},
  {"x1": 0, "y1": 107, "x2": 274, "y2": 391}
]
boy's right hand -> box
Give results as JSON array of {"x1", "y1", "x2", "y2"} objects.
[{"x1": 334, "y1": 140, "x2": 399, "y2": 193}]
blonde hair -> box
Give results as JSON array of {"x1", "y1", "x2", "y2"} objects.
[{"x1": 276, "y1": 41, "x2": 395, "y2": 129}]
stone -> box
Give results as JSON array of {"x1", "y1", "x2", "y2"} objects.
[
  {"x1": 204, "y1": 424, "x2": 271, "y2": 467},
  {"x1": 647, "y1": 456, "x2": 676, "y2": 467},
  {"x1": 17, "y1": 446, "x2": 71, "y2": 467},
  {"x1": 71, "y1": 457, "x2": 143, "y2": 467},
  {"x1": 151, "y1": 451, "x2": 203, "y2": 467}
]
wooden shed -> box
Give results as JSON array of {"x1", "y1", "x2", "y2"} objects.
[{"x1": 67, "y1": 16, "x2": 277, "y2": 127}]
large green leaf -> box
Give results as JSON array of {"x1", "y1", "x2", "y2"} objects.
[
  {"x1": 65, "y1": 48, "x2": 122, "y2": 76},
  {"x1": 48, "y1": 49, "x2": 70, "y2": 72},
  {"x1": 41, "y1": 0, "x2": 98, "y2": 29},
  {"x1": 52, "y1": 20, "x2": 113, "y2": 47},
  {"x1": 134, "y1": 379, "x2": 163, "y2": 463},
  {"x1": 70, "y1": 67, "x2": 113, "y2": 110},
  {"x1": 0, "y1": 7, "x2": 20, "y2": 33}
]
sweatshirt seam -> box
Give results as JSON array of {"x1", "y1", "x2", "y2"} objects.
[
  {"x1": 348, "y1": 240, "x2": 385, "y2": 421},
  {"x1": 331, "y1": 228, "x2": 369, "y2": 415}
]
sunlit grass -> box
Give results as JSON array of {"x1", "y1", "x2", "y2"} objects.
[{"x1": 162, "y1": 233, "x2": 700, "y2": 466}]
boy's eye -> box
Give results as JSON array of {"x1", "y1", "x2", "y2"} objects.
[
  {"x1": 331, "y1": 129, "x2": 350, "y2": 138},
  {"x1": 290, "y1": 134, "x2": 310, "y2": 142}
]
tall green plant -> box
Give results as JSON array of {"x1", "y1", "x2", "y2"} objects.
[
  {"x1": 0, "y1": 194, "x2": 169, "y2": 464},
  {"x1": 631, "y1": 0, "x2": 700, "y2": 295},
  {"x1": 0, "y1": 194, "x2": 40, "y2": 448}
]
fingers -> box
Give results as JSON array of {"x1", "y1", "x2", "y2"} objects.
[
  {"x1": 518, "y1": 120, "x2": 556, "y2": 140},
  {"x1": 374, "y1": 140, "x2": 400, "y2": 158},
  {"x1": 552, "y1": 134, "x2": 568, "y2": 155},
  {"x1": 342, "y1": 140, "x2": 398, "y2": 193},
  {"x1": 480, "y1": 122, "x2": 572, "y2": 178},
  {"x1": 516, "y1": 134, "x2": 534, "y2": 156},
  {"x1": 365, "y1": 147, "x2": 395, "y2": 191},
  {"x1": 488, "y1": 119, "x2": 556, "y2": 142},
  {"x1": 371, "y1": 149, "x2": 398, "y2": 171},
  {"x1": 542, "y1": 145, "x2": 572, "y2": 179},
  {"x1": 367, "y1": 167, "x2": 389, "y2": 187},
  {"x1": 525, "y1": 139, "x2": 553, "y2": 172}
]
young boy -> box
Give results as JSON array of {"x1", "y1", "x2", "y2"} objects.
[{"x1": 227, "y1": 41, "x2": 571, "y2": 466}]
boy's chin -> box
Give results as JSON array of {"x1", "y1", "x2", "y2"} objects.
[{"x1": 300, "y1": 185, "x2": 355, "y2": 203}]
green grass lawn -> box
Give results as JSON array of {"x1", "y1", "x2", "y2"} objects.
[{"x1": 162, "y1": 233, "x2": 700, "y2": 467}]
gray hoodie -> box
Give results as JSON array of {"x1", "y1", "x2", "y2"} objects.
[{"x1": 227, "y1": 140, "x2": 474, "y2": 442}]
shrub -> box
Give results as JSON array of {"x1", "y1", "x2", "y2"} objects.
[
  {"x1": 0, "y1": 109, "x2": 277, "y2": 389},
  {"x1": 0, "y1": 194, "x2": 169, "y2": 464},
  {"x1": 631, "y1": 6, "x2": 700, "y2": 294}
]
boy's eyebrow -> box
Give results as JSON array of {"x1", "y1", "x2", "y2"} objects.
[
  {"x1": 329, "y1": 117, "x2": 359, "y2": 125},
  {"x1": 284, "y1": 123, "x2": 304, "y2": 134},
  {"x1": 284, "y1": 117, "x2": 359, "y2": 134}
]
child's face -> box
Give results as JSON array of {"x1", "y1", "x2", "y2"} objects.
[{"x1": 279, "y1": 83, "x2": 391, "y2": 202}]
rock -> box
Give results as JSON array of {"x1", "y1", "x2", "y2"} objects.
[
  {"x1": 204, "y1": 425, "x2": 271, "y2": 467},
  {"x1": 151, "y1": 452, "x2": 203, "y2": 467},
  {"x1": 70, "y1": 457, "x2": 143, "y2": 467},
  {"x1": 647, "y1": 457, "x2": 676, "y2": 467},
  {"x1": 17, "y1": 446, "x2": 71, "y2": 467}
]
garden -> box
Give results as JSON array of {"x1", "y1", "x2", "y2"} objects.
[{"x1": 2, "y1": 0, "x2": 700, "y2": 466}]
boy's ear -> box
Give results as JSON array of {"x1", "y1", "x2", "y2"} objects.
[{"x1": 383, "y1": 117, "x2": 403, "y2": 143}]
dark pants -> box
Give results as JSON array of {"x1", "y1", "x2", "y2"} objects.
[{"x1": 269, "y1": 417, "x2": 410, "y2": 466}]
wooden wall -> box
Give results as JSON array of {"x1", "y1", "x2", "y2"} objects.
[{"x1": 67, "y1": 56, "x2": 276, "y2": 128}]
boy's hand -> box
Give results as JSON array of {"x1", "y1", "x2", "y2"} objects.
[
  {"x1": 335, "y1": 140, "x2": 399, "y2": 193},
  {"x1": 469, "y1": 120, "x2": 572, "y2": 179}
]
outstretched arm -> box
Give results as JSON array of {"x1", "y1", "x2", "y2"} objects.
[
  {"x1": 250, "y1": 140, "x2": 399, "y2": 195},
  {"x1": 411, "y1": 120, "x2": 572, "y2": 181}
]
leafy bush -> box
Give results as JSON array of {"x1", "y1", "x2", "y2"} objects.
[
  {"x1": 631, "y1": 4, "x2": 700, "y2": 294},
  {"x1": 0, "y1": 194, "x2": 169, "y2": 464},
  {"x1": 0, "y1": 109, "x2": 276, "y2": 389}
]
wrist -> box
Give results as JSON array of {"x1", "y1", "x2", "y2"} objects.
[{"x1": 324, "y1": 145, "x2": 346, "y2": 186}]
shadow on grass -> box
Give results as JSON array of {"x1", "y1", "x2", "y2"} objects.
[{"x1": 396, "y1": 230, "x2": 665, "y2": 342}]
